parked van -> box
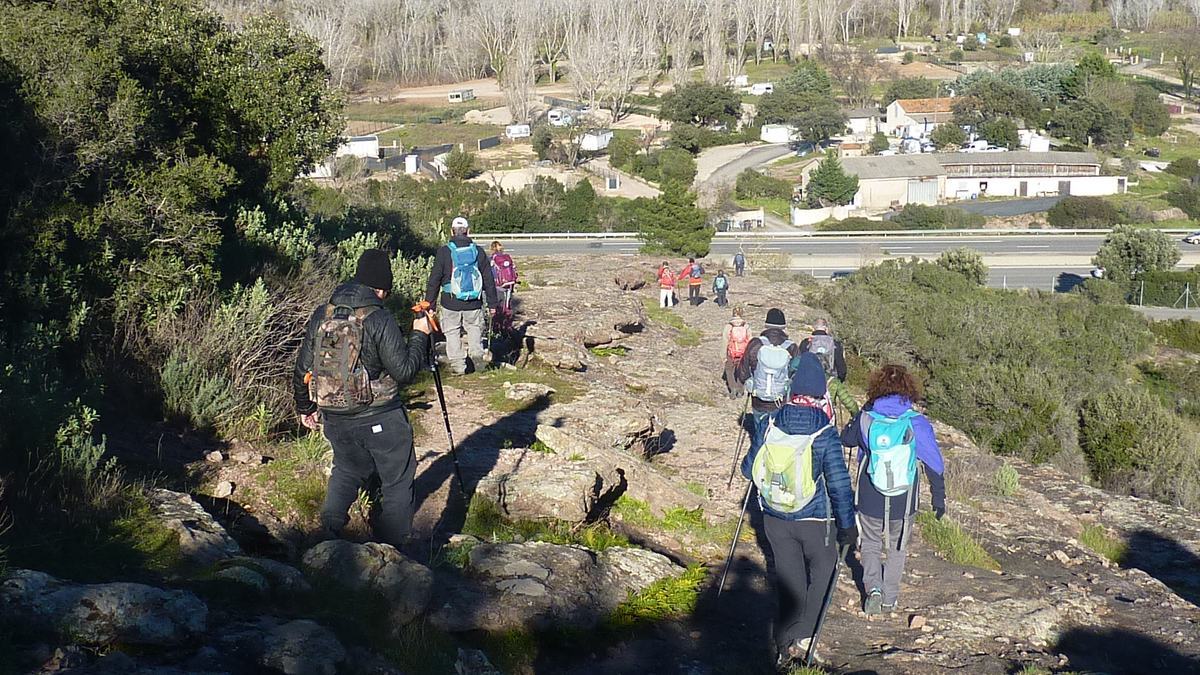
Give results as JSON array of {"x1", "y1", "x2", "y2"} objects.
[
  {"x1": 448, "y1": 89, "x2": 475, "y2": 104},
  {"x1": 505, "y1": 124, "x2": 532, "y2": 139},
  {"x1": 547, "y1": 109, "x2": 573, "y2": 127},
  {"x1": 749, "y1": 82, "x2": 774, "y2": 96}
]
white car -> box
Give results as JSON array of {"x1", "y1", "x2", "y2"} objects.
[{"x1": 1184, "y1": 232, "x2": 1200, "y2": 245}]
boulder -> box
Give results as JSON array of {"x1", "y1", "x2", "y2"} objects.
[
  {"x1": 476, "y1": 451, "x2": 626, "y2": 523},
  {"x1": 526, "y1": 335, "x2": 590, "y2": 371},
  {"x1": 301, "y1": 541, "x2": 432, "y2": 626},
  {"x1": 429, "y1": 542, "x2": 684, "y2": 633},
  {"x1": 502, "y1": 381, "x2": 555, "y2": 402},
  {"x1": 1151, "y1": 207, "x2": 1188, "y2": 222},
  {"x1": 524, "y1": 290, "x2": 645, "y2": 363},
  {"x1": 148, "y1": 489, "x2": 241, "y2": 566},
  {"x1": 456, "y1": 648, "x2": 502, "y2": 675},
  {"x1": 218, "y1": 557, "x2": 312, "y2": 595},
  {"x1": 213, "y1": 566, "x2": 269, "y2": 594},
  {"x1": 0, "y1": 570, "x2": 206, "y2": 647},
  {"x1": 614, "y1": 268, "x2": 646, "y2": 291},
  {"x1": 216, "y1": 617, "x2": 346, "y2": 675}
]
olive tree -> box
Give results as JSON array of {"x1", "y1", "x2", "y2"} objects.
[{"x1": 1093, "y1": 225, "x2": 1181, "y2": 281}]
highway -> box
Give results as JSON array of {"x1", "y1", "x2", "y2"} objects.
[{"x1": 501, "y1": 233, "x2": 1200, "y2": 292}]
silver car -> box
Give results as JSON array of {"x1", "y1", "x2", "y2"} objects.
[{"x1": 1185, "y1": 232, "x2": 1200, "y2": 245}]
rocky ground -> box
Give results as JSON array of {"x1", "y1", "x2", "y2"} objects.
[{"x1": 4, "y1": 255, "x2": 1199, "y2": 674}]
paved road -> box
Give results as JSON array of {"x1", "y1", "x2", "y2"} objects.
[
  {"x1": 954, "y1": 196, "x2": 1064, "y2": 217},
  {"x1": 699, "y1": 143, "x2": 795, "y2": 190}
]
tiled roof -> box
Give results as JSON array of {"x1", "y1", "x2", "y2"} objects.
[{"x1": 895, "y1": 97, "x2": 955, "y2": 114}]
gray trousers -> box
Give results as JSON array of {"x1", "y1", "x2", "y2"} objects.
[
  {"x1": 442, "y1": 307, "x2": 485, "y2": 374},
  {"x1": 858, "y1": 512, "x2": 913, "y2": 606},
  {"x1": 764, "y1": 517, "x2": 837, "y2": 653}
]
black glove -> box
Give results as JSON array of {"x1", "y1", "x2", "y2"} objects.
[
  {"x1": 837, "y1": 524, "x2": 858, "y2": 550},
  {"x1": 934, "y1": 504, "x2": 946, "y2": 520}
]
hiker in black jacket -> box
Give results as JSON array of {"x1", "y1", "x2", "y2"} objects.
[
  {"x1": 424, "y1": 216, "x2": 499, "y2": 374},
  {"x1": 294, "y1": 250, "x2": 432, "y2": 547}
]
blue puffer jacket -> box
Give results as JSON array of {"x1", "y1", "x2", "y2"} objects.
[{"x1": 741, "y1": 403, "x2": 856, "y2": 529}]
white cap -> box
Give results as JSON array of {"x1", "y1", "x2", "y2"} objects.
[{"x1": 451, "y1": 216, "x2": 470, "y2": 231}]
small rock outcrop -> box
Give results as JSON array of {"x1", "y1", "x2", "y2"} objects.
[
  {"x1": 0, "y1": 570, "x2": 207, "y2": 646},
  {"x1": 429, "y1": 542, "x2": 684, "y2": 633},
  {"x1": 301, "y1": 540, "x2": 432, "y2": 626},
  {"x1": 149, "y1": 488, "x2": 242, "y2": 566},
  {"x1": 212, "y1": 556, "x2": 311, "y2": 597},
  {"x1": 216, "y1": 617, "x2": 346, "y2": 675},
  {"x1": 475, "y1": 450, "x2": 626, "y2": 523},
  {"x1": 614, "y1": 267, "x2": 647, "y2": 291}
]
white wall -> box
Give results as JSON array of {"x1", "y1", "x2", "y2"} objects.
[
  {"x1": 337, "y1": 136, "x2": 380, "y2": 159},
  {"x1": 791, "y1": 205, "x2": 852, "y2": 226},
  {"x1": 848, "y1": 117, "x2": 875, "y2": 137},
  {"x1": 761, "y1": 124, "x2": 796, "y2": 143},
  {"x1": 945, "y1": 175, "x2": 1125, "y2": 200},
  {"x1": 855, "y1": 177, "x2": 913, "y2": 209}
]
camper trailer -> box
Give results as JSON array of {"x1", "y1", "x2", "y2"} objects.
[
  {"x1": 505, "y1": 124, "x2": 532, "y2": 139},
  {"x1": 547, "y1": 109, "x2": 574, "y2": 127},
  {"x1": 578, "y1": 130, "x2": 614, "y2": 151},
  {"x1": 448, "y1": 89, "x2": 475, "y2": 103},
  {"x1": 749, "y1": 82, "x2": 774, "y2": 96}
]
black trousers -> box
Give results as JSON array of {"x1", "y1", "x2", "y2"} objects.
[
  {"x1": 716, "y1": 288, "x2": 728, "y2": 307},
  {"x1": 763, "y1": 516, "x2": 838, "y2": 653},
  {"x1": 320, "y1": 407, "x2": 416, "y2": 547},
  {"x1": 688, "y1": 284, "x2": 701, "y2": 305}
]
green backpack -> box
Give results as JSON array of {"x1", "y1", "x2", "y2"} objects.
[{"x1": 751, "y1": 419, "x2": 831, "y2": 513}]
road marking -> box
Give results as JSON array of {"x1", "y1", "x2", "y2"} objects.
[
  {"x1": 1017, "y1": 245, "x2": 1050, "y2": 249},
  {"x1": 887, "y1": 246, "x2": 913, "y2": 250}
]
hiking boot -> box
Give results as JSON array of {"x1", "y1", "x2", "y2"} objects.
[
  {"x1": 881, "y1": 601, "x2": 897, "y2": 614},
  {"x1": 791, "y1": 638, "x2": 826, "y2": 665},
  {"x1": 864, "y1": 588, "x2": 883, "y2": 616}
]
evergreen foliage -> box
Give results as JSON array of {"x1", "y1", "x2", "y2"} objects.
[{"x1": 805, "y1": 153, "x2": 859, "y2": 207}]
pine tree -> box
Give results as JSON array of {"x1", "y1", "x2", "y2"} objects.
[
  {"x1": 637, "y1": 182, "x2": 712, "y2": 256},
  {"x1": 805, "y1": 153, "x2": 859, "y2": 208},
  {"x1": 560, "y1": 179, "x2": 598, "y2": 231}
]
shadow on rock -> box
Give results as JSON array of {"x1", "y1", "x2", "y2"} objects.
[
  {"x1": 1055, "y1": 626, "x2": 1200, "y2": 674},
  {"x1": 1122, "y1": 528, "x2": 1200, "y2": 608}
]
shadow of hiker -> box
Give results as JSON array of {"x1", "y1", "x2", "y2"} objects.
[
  {"x1": 1122, "y1": 528, "x2": 1200, "y2": 608},
  {"x1": 1054, "y1": 272, "x2": 1085, "y2": 293},
  {"x1": 1055, "y1": 626, "x2": 1200, "y2": 674},
  {"x1": 413, "y1": 393, "x2": 554, "y2": 539}
]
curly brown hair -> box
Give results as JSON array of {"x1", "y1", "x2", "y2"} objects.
[{"x1": 866, "y1": 364, "x2": 922, "y2": 403}]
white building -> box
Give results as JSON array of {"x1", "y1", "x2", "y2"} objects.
[
  {"x1": 578, "y1": 129, "x2": 614, "y2": 151},
  {"x1": 809, "y1": 151, "x2": 1124, "y2": 210},
  {"x1": 760, "y1": 124, "x2": 798, "y2": 143},
  {"x1": 845, "y1": 108, "x2": 880, "y2": 138},
  {"x1": 336, "y1": 135, "x2": 381, "y2": 159},
  {"x1": 884, "y1": 97, "x2": 955, "y2": 136}
]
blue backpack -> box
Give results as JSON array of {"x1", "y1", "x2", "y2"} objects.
[
  {"x1": 442, "y1": 242, "x2": 483, "y2": 301},
  {"x1": 690, "y1": 264, "x2": 704, "y2": 279},
  {"x1": 714, "y1": 275, "x2": 727, "y2": 291},
  {"x1": 863, "y1": 410, "x2": 919, "y2": 497}
]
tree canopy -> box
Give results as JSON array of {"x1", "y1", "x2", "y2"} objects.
[
  {"x1": 806, "y1": 153, "x2": 859, "y2": 207},
  {"x1": 659, "y1": 82, "x2": 742, "y2": 127},
  {"x1": 1094, "y1": 225, "x2": 1182, "y2": 281}
]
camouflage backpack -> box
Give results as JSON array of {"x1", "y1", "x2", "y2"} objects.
[{"x1": 308, "y1": 305, "x2": 396, "y2": 412}]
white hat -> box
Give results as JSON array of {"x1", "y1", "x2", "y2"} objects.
[{"x1": 451, "y1": 216, "x2": 470, "y2": 231}]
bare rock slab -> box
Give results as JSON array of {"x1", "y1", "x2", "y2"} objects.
[
  {"x1": 216, "y1": 617, "x2": 346, "y2": 675},
  {"x1": 476, "y1": 451, "x2": 625, "y2": 523},
  {"x1": 429, "y1": 542, "x2": 684, "y2": 633},
  {"x1": 0, "y1": 569, "x2": 206, "y2": 647},
  {"x1": 148, "y1": 488, "x2": 241, "y2": 566},
  {"x1": 301, "y1": 540, "x2": 432, "y2": 626}
]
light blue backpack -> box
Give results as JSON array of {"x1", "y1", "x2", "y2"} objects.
[
  {"x1": 864, "y1": 409, "x2": 919, "y2": 497},
  {"x1": 443, "y1": 242, "x2": 483, "y2": 301}
]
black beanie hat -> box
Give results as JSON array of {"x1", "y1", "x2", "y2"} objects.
[
  {"x1": 765, "y1": 308, "x2": 786, "y2": 328},
  {"x1": 354, "y1": 250, "x2": 394, "y2": 292}
]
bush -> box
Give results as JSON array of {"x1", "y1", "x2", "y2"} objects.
[
  {"x1": 659, "y1": 82, "x2": 742, "y2": 127},
  {"x1": 805, "y1": 153, "x2": 858, "y2": 207},
  {"x1": 1075, "y1": 278, "x2": 1130, "y2": 305},
  {"x1": 444, "y1": 148, "x2": 477, "y2": 180},
  {"x1": 668, "y1": 125, "x2": 749, "y2": 154},
  {"x1": 532, "y1": 126, "x2": 553, "y2": 160},
  {"x1": 936, "y1": 247, "x2": 988, "y2": 285},
  {"x1": 1079, "y1": 386, "x2": 1200, "y2": 509},
  {"x1": 608, "y1": 133, "x2": 637, "y2": 168},
  {"x1": 735, "y1": 169, "x2": 792, "y2": 200},
  {"x1": 890, "y1": 204, "x2": 985, "y2": 230},
  {"x1": 1165, "y1": 157, "x2": 1200, "y2": 182},
  {"x1": 1047, "y1": 196, "x2": 1121, "y2": 229},
  {"x1": 1133, "y1": 268, "x2": 1200, "y2": 307},
  {"x1": 1116, "y1": 200, "x2": 1153, "y2": 225},
  {"x1": 869, "y1": 132, "x2": 890, "y2": 154},
  {"x1": 657, "y1": 147, "x2": 697, "y2": 185},
  {"x1": 882, "y1": 77, "x2": 941, "y2": 106},
  {"x1": 993, "y1": 464, "x2": 1020, "y2": 497},
  {"x1": 1166, "y1": 184, "x2": 1200, "y2": 218},
  {"x1": 930, "y1": 124, "x2": 967, "y2": 149},
  {"x1": 1150, "y1": 319, "x2": 1200, "y2": 352},
  {"x1": 979, "y1": 118, "x2": 1019, "y2": 150},
  {"x1": 818, "y1": 217, "x2": 899, "y2": 231},
  {"x1": 997, "y1": 34, "x2": 1014, "y2": 48},
  {"x1": 1093, "y1": 225, "x2": 1182, "y2": 281},
  {"x1": 903, "y1": 50, "x2": 915, "y2": 64}
]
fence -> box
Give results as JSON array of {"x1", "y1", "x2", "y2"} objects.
[
  {"x1": 477, "y1": 136, "x2": 501, "y2": 152},
  {"x1": 1129, "y1": 280, "x2": 1197, "y2": 309}
]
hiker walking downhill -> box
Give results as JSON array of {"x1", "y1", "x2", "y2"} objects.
[
  {"x1": 657, "y1": 261, "x2": 677, "y2": 309},
  {"x1": 798, "y1": 318, "x2": 859, "y2": 424},
  {"x1": 736, "y1": 308, "x2": 804, "y2": 451},
  {"x1": 489, "y1": 240, "x2": 518, "y2": 335},
  {"x1": 424, "y1": 217, "x2": 499, "y2": 375},
  {"x1": 740, "y1": 353, "x2": 857, "y2": 668},
  {"x1": 293, "y1": 250, "x2": 433, "y2": 547},
  {"x1": 722, "y1": 307, "x2": 752, "y2": 398},
  {"x1": 678, "y1": 257, "x2": 705, "y2": 307},
  {"x1": 734, "y1": 250, "x2": 746, "y2": 277},
  {"x1": 841, "y1": 365, "x2": 947, "y2": 616},
  {"x1": 713, "y1": 270, "x2": 730, "y2": 308}
]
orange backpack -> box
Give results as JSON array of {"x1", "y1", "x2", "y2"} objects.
[{"x1": 727, "y1": 323, "x2": 751, "y2": 359}]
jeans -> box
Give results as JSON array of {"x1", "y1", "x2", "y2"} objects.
[
  {"x1": 763, "y1": 517, "x2": 838, "y2": 653},
  {"x1": 858, "y1": 513, "x2": 913, "y2": 606},
  {"x1": 320, "y1": 407, "x2": 416, "y2": 547},
  {"x1": 659, "y1": 288, "x2": 675, "y2": 308},
  {"x1": 716, "y1": 288, "x2": 728, "y2": 307},
  {"x1": 442, "y1": 307, "x2": 486, "y2": 374}
]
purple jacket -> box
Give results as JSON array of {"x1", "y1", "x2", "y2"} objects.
[{"x1": 841, "y1": 394, "x2": 945, "y2": 520}]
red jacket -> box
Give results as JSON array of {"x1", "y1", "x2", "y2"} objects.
[
  {"x1": 678, "y1": 263, "x2": 703, "y2": 286},
  {"x1": 658, "y1": 267, "x2": 676, "y2": 289}
]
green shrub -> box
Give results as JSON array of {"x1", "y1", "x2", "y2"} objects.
[
  {"x1": 915, "y1": 511, "x2": 1001, "y2": 571},
  {"x1": 444, "y1": 148, "x2": 477, "y2": 179},
  {"x1": 603, "y1": 565, "x2": 706, "y2": 634},
  {"x1": 735, "y1": 169, "x2": 793, "y2": 200},
  {"x1": 819, "y1": 217, "x2": 899, "y2": 231},
  {"x1": 462, "y1": 495, "x2": 630, "y2": 550},
  {"x1": 1094, "y1": 225, "x2": 1182, "y2": 281},
  {"x1": 1150, "y1": 319, "x2": 1200, "y2": 352},
  {"x1": 993, "y1": 464, "x2": 1020, "y2": 497},
  {"x1": 935, "y1": 247, "x2": 988, "y2": 285},
  {"x1": 890, "y1": 204, "x2": 985, "y2": 230},
  {"x1": 1133, "y1": 268, "x2": 1200, "y2": 307},
  {"x1": 869, "y1": 131, "x2": 890, "y2": 154},
  {"x1": 1166, "y1": 183, "x2": 1200, "y2": 218},
  {"x1": 1047, "y1": 196, "x2": 1121, "y2": 229},
  {"x1": 1079, "y1": 524, "x2": 1128, "y2": 564},
  {"x1": 1138, "y1": 361, "x2": 1200, "y2": 422},
  {"x1": 1079, "y1": 386, "x2": 1200, "y2": 508},
  {"x1": 930, "y1": 123, "x2": 967, "y2": 149},
  {"x1": 1075, "y1": 277, "x2": 1130, "y2": 305},
  {"x1": 1165, "y1": 157, "x2": 1200, "y2": 182}
]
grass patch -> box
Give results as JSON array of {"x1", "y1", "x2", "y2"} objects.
[
  {"x1": 684, "y1": 481, "x2": 707, "y2": 498},
  {"x1": 567, "y1": 452, "x2": 586, "y2": 462},
  {"x1": 915, "y1": 511, "x2": 1001, "y2": 572},
  {"x1": 993, "y1": 464, "x2": 1020, "y2": 497},
  {"x1": 462, "y1": 495, "x2": 630, "y2": 551},
  {"x1": 642, "y1": 298, "x2": 703, "y2": 346},
  {"x1": 1138, "y1": 361, "x2": 1200, "y2": 422},
  {"x1": 735, "y1": 196, "x2": 792, "y2": 220},
  {"x1": 475, "y1": 628, "x2": 539, "y2": 674},
  {"x1": 345, "y1": 100, "x2": 472, "y2": 124},
  {"x1": 1151, "y1": 319, "x2": 1200, "y2": 353},
  {"x1": 589, "y1": 345, "x2": 630, "y2": 358},
  {"x1": 377, "y1": 123, "x2": 504, "y2": 150},
  {"x1": 253, "y1": 432, "x2": 329, "y2": 526},
  {"x1": 454, "y1": 365, "x2": 582, "y2": 413},
  {"x1": 603, "y1": 564, "x2": 706, "y2": 634},
  {"x1": 613, "y1": 495, "x2": 744, "y2": 550},
  {"x1": 529, "y1": 439, "x2": 555, "y2": 455},
  {"x1": 1079, "y1": 524, "x2": 1128, "y2": 564}
]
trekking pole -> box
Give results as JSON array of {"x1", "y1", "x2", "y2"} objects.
[
  {"x1": 806, "y1": 544, "x2": 850, "y2": 667},
  {"x1": 717, "y1": 479, "x2": 754, "y2": 601},
  {"x1": 726, "y1": 394, "x2": 752, "y2": 488},
  {"x1": 413, "y1": 301, "x2": 467, "y2": 497}
]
